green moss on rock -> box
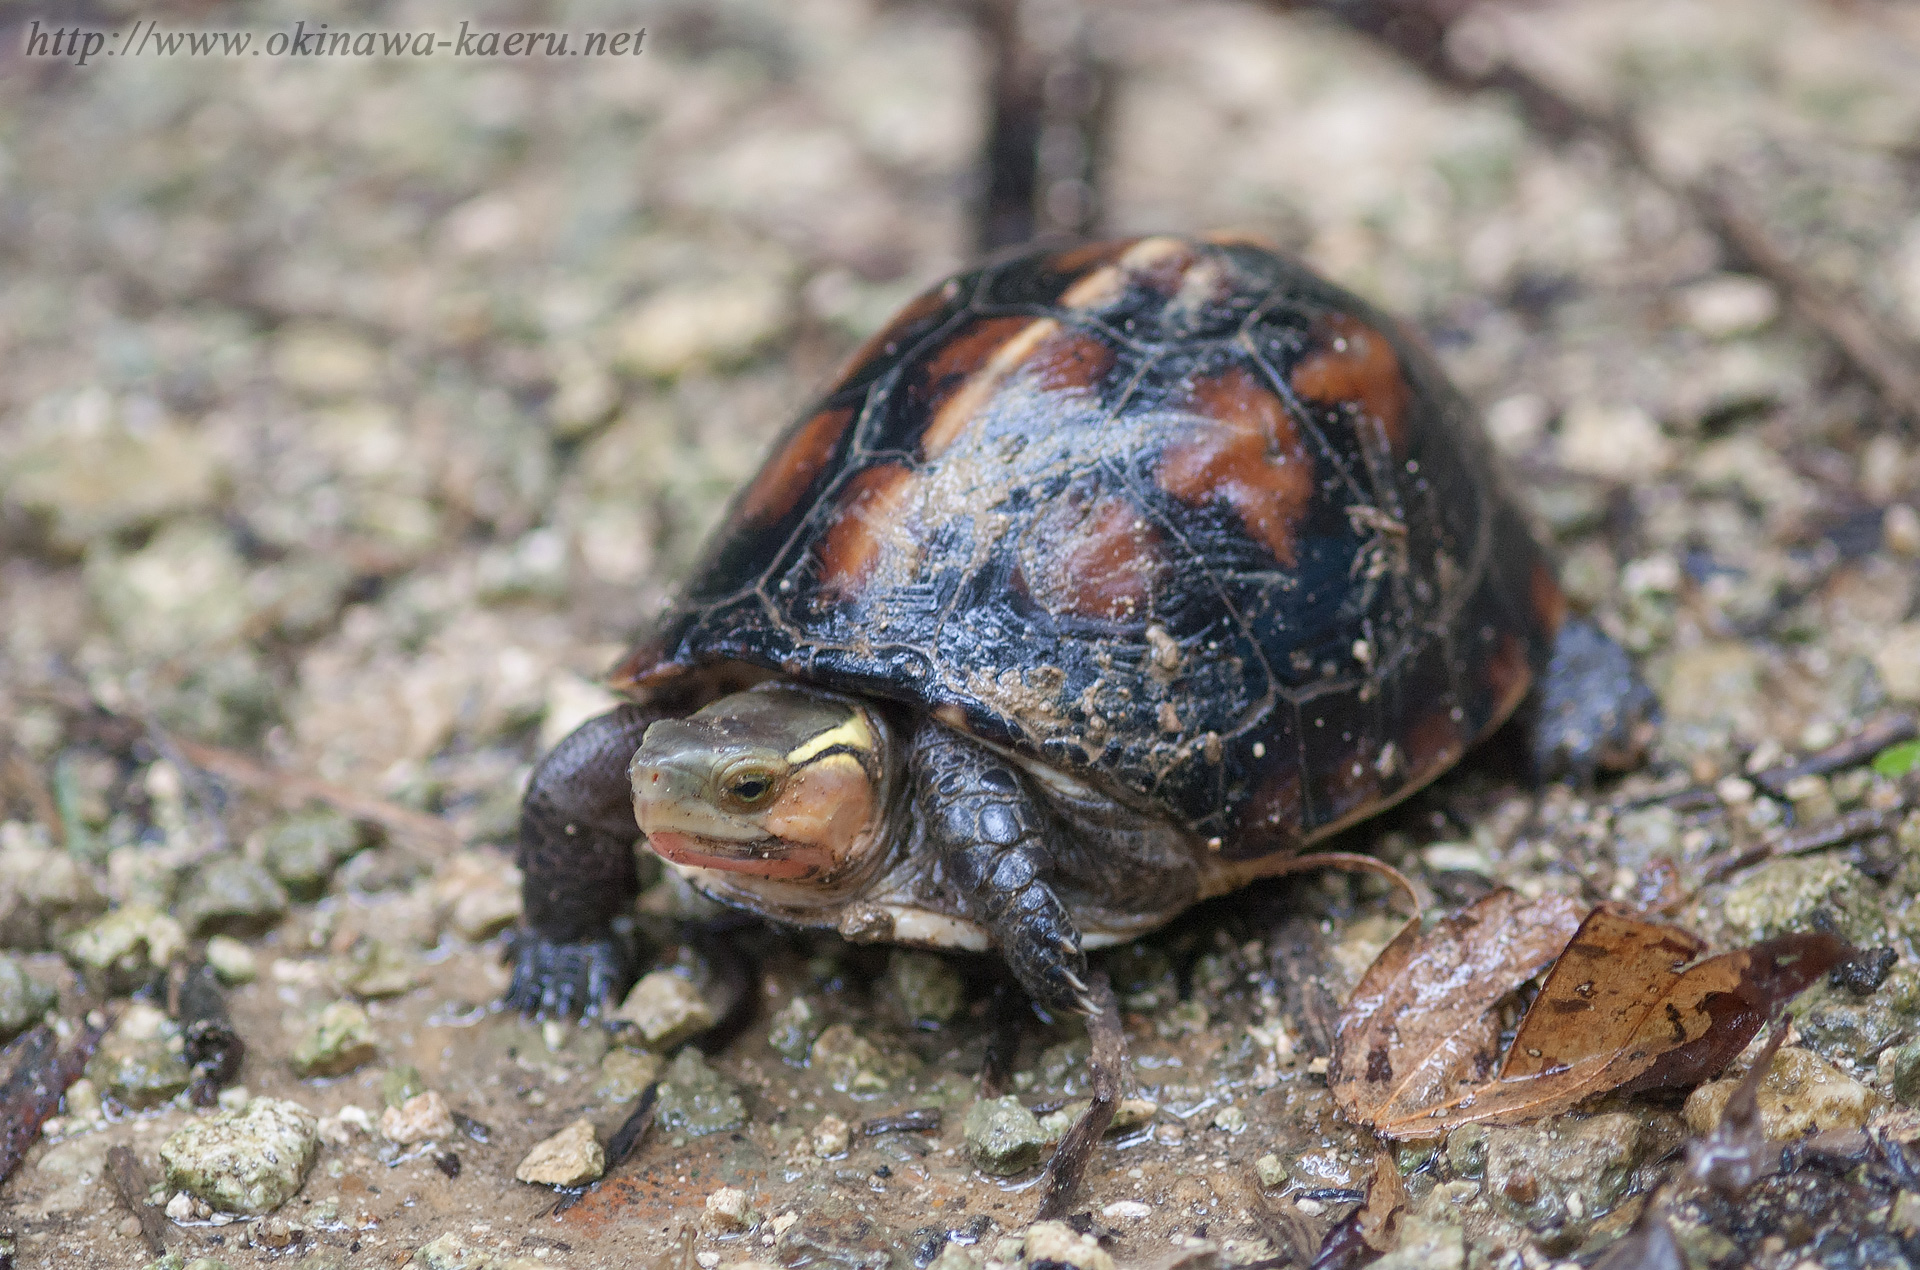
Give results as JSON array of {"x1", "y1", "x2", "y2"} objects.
[
  {"x1": 159, "y1": 1097, "x2": 318, "y2": 1215},
  {"x1": 653, "y1": 1048, "x2": 746, "y2": 1136}
]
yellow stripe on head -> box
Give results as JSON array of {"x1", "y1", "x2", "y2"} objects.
[{"x1": 784, "y1": 707, "x2": 874, "y2": 768}]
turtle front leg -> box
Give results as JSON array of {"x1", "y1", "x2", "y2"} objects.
[
  {"x1": 507, "y1": 704, "x2": 661, "y2": 1016},
  {"x1": 1533, "y1": 618, "x2": 1659, "y2": 782},
  {"x1": 908, "y1": 722, "x2": 1098, "y2": 1017}
]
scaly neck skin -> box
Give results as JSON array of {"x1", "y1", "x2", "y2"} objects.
[{"x1": 629, "y1": 682, "x2": 910, "y2": 913}]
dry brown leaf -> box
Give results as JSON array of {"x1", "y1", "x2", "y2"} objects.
[
  {"x1": 1330, "y1": 889, "x2": 1584, "y2": 1130},
  {"x1": 1335, "y1": 898, "x2": 1853, "y2": 1139},
  {"x1": 1355, "y1": 1146, "x2": 1409, "y2": 1252},
  {"x1": 1498, "y1": 903, "x2": 1706, "y2": 1082}
]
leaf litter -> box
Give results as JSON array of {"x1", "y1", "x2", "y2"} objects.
[{"x1": 1330, "y1": 890, "x2": 1853, "y2": 1139}]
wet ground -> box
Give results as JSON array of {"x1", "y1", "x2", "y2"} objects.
[{"x1": 2, "y1": 1, "x2": 1920, "y2": 1268}]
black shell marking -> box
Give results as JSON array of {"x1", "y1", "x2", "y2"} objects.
[{"x1": 613, "y1": 236, "x2": 1562, "y2": 856}]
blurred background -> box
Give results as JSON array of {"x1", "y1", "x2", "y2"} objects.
[
  {"x1": 2, "y1": 1, "x2": 1919, "y2": 1264},
  {"x1": 4, "y1": 0, "x2": 1917, "y2": 808}
]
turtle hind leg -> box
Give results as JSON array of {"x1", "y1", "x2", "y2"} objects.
[
  {"x1": 908, "y1": 722, "x2": 1098, "y2": 1018},
  {"x1": 1532, "y1": 617, "x2": 1659, "y2": 783},
  {"x1": 506, "y1": 704, "x2": 660, "y2": 1016}
]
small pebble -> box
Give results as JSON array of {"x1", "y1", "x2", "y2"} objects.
[
  {"x1": 177, "y1": 857, "x2": 289, "y2": 937},
  {"x1": 0, "y1": 955, "x2": 57, "y2": 1043},
  {"x1": 514, "y1": 1117, "x2": 604, "y2": 1187},
  {"x1": 65, "y1": 905, "x2": 185, "y2": 994},
  {"x1": 1023, "y1": 1220, "x2": 1114, "y2": 1270},
  {"x1": 432, "y1": 850, "x2": 523, "y2": 941},
  {"x1": 1887, "y1": 504, "x2": 1920, "y2": 557},
  {"x1": 812, "y1": 1114, "x2": 851, "y2": 1158},
  {"x1": 290, "y1": 1001, "x2": 378, "y2": 1077},
  {"x1": 963, "y1": 1096, "x2": 1048, "y2": 1176},
  {"x1": 703, "y1": 1184, "x2": 758, "y2": 1233},
  {"x1": 204, "y1": 936, "x2": 257, "y2": 985},
  {"x1": 167, "y1": 1190, "x2": 210, "y2": 1222},
  {"x1": 766, "y1": 996, "x2": 824, "y2": 1062},
  {"x1": 653, "y1": 1048, "x2": 747, "y2": 1136},
  {"x1": 595, "y1": 1047, "x2": 663, "y2": 1103},
  {"x1": 251, "y1": 1215, "x2": 299, "y2": 1248},
  {"x1": 380, "y1": 1090, "x2": 455, "y2": 1145},
  {"x1": 1715, "y1": 776, "x2": 1755, "y2": 806},
  {"x1": 614, "y1": 970, "x2": 716, "y2": 1048},
  {"x1": 262, "y1": 809, "x2": 364, "y2": 900}
]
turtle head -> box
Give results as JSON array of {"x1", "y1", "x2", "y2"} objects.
[{"x1": 631, "y1": 683, "x2": 897, "y2": 898}]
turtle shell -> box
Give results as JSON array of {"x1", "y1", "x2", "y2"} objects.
[{"x1": 614, "y1": 235, "x2": 1565, "y2": 858}]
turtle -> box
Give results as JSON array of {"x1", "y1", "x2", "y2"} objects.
[{"x1": 508, "y1": 233, "x2": 1655, "y2": 1018}]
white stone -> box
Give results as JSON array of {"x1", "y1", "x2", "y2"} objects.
[
  {"x1": 1023, "y1": 1221, "x2": 1114, "y2": 1270},
  {"x1": 614, "y1": 970, "x2": 716, "y2": 1048},
  {"x1": 1677, "y1": 274, "x2": 1779, "y2": 338},
  {"x1": 812, "y1": 1114, "x2": 851, "y2": 1158},
  {"x1": 614, "y1": 278, "x2": 790, "y2": 378},
  {"x1": 1556, "y1": 402, "x2": 1673, "y2": 480},
  {"x1": 514, "y1": 1117, "x2": 604, "y2": 1187},
  {"x1": 380, "y1": 1090, "x2": 456, "y2": 1145},
  {"x1": 1887, "y1": 505, "x2": 1920, "y2": 559},
  {"x1": 702, "y1": 1185, "x2": 757, "y2": 1233}
]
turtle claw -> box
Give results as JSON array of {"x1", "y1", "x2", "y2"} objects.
[{"x1": 505, "y1": 930, "x2": 636, "y2": 1019}]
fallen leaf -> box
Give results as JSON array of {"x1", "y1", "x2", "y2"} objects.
[
  {"x1": 1687, "y1": 1024, "x2": 1789, "y2": 1194},
  {"x1": 1496, "y1": 904, "x2": 1706, "y2": 1082},
  {"x1": 1355, "y1": 1147, "x2": 1408, "y2": 1252},
  {"x1": 1307, "y1": 1148, "x2": 1408, "y2": 1270},
  {"x1": 1590, "y1": 1199, "x2": 1686, "y2": 1270},
  {"x1": 1330, "y1": 889, "x2": 1584, "y2": 1131},
  {"x1": 1334, "y1": 897, "x2": 1853, "y2": 1139}
]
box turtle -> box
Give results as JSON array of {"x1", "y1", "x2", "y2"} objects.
[{"x1": 510, "y1": 234, "x2": 1653, "y2": 1017}]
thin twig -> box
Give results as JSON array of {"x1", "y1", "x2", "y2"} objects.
[
  {"x1": 1701, "y1": 805, "x2": 1903, "y2": 883},
  {"x1": 168, "y1": 736, "x2": 459, "y2": 855},
  {"x1": 1751, "y1": 713, "x2": 1918, "y2": 799},
  {"x1": 106, "y1": 1144, "x2": 169, "y2": 1256},
  {"x1": 0, "y1": 1015, "x2": 109, "y2": 1186},
  {"x1": 1035, "y1": 971, "x2": 1122, "y2": 1221},
  {"x1": 1268, "y1": 0, "x2": 1920, "y2": 423},
  {"x1": 972, "y1": 0, "x2": 1108, "y2": 251}
]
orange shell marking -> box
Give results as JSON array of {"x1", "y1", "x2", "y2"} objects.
[
  {"x1": 737, "y1": 405, "x2": 856, "y2": 526},
  {"x1": 1290, "y1": 312, "x2": 1411, "y2": 453},
  {"x1": 814, "y1": 462, "x2": 919, "y2": 601},
  {"x1": 1019, "y1": 490, "x2": 1172, "y2": 623},
  {"x1": 1158, "y1": 364, "x2": 1316, "y2": 567}
]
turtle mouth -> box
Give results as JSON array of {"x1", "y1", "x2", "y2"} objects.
[{"x1": 645, "y1": 830, "x2": 837, "y2": 881}]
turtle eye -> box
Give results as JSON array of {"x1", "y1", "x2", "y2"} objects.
[{"x1": 718, "y1": 762, "x2": 782, "y2": 812}]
